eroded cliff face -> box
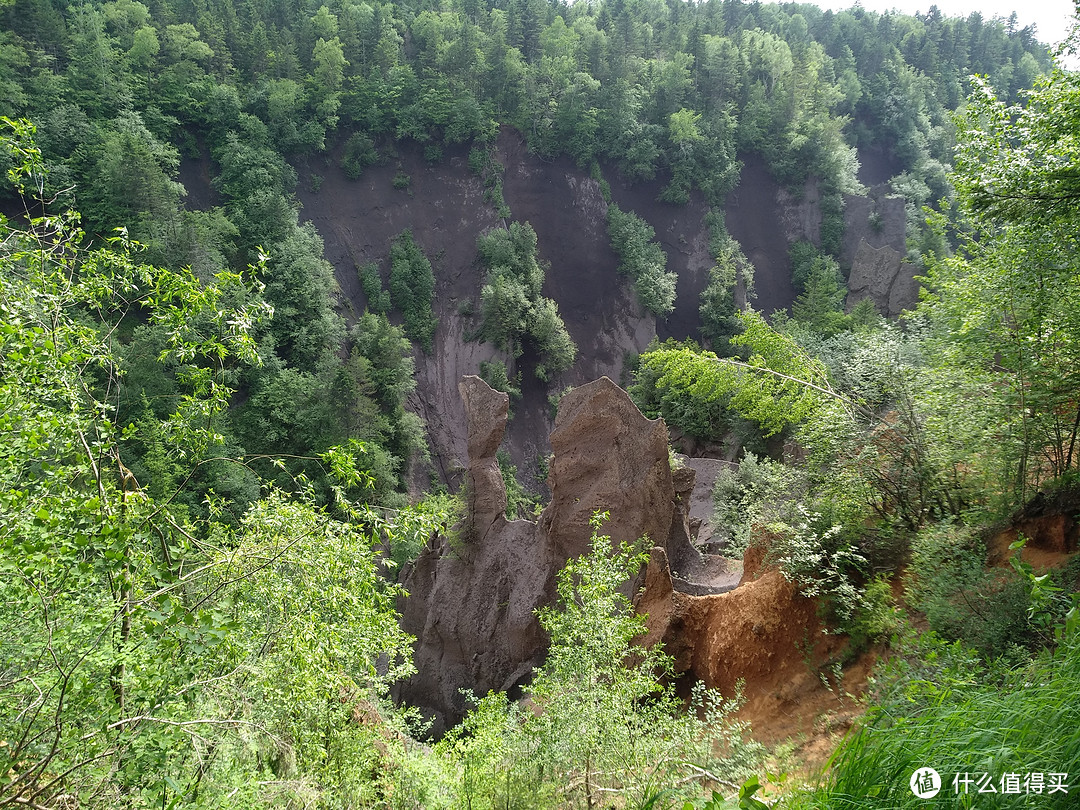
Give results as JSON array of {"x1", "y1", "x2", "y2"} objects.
[
  {"x1": 395, "y1": 374, "x2": 853, "y2": 737},
  {"x1": 174, "y1": 134, "x2": 912, "y2": 488},
  {"x1": 842, "y1": 186, "x2": 915, "y2": 317},
  {"x1": 293, "y1": 132, "x2": 913, "y2": 490},
  {"x1": 296, "y1": 130, "x2": 668, "y2": 491},
  {"x1": 395, "y1": 375, "x2": 699, "y2": 732}
]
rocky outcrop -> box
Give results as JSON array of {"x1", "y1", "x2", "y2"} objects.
[
  {"x1": 540, "y1": 377, "x2": 683, "y2": 563},
  {"x1": 724, "y1": 155, "x2": 797, "y2": 318},
  {"x1": 846, "y1": 240, "x2": 918, "y2": 317},
  {"x1": 683, "y1": 457, "x2": 735, "y2": 551},
  {"x1": 295, "y1": 130, "x2": 664, "y2": 492},
  {"x1": 396, "y1": 375, "x2": 700, "y2": 732},
  {"x1": 842, "y1": 185, "x2": 916, "y2": 317},
  {"x1": 396, "y1": 377, "x2": 545, "y2": 736},
  {"x1": 638, "y1": 544, "x2": 844, "y2": 702},
  {"x1": 459, "y1": 376, "x2": 510, "y2": 534}
]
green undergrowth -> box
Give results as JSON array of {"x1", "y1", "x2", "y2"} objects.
[{"x1": 781, "y1": 623, "x2": 1080, "y2": 809}]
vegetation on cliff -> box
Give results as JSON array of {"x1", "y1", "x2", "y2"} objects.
[
  {"x1": 632, "y1": 46, "x2": 1080, "y2": 808},
  {"x1": 0, "y1": 0, "x2": 1077, "y2": 805}
]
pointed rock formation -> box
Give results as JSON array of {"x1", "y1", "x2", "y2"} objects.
[
  {"x1": 540, "y1": 377, "x2": 680, "y2": 562},
  {"x1": 459, "y1": 375, "x2": 510, "y2": 535},
  {"x1": 396, "y1": 375, "x2": 698, "y2": 732}
]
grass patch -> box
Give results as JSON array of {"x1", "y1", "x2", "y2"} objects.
[{"x1": 784, "y1": 627, "x2": 1080, "y2": 808}]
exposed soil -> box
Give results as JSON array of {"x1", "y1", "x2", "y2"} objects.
[
  {"x1": 738, "y1": 648, "x2": 875, "y2": 779},
  {"x1": 723, "y1": 155, "x2": 797, "y2": 318},
  {"x1": 989, "y1": 513, "x2": 1080, "y2": 573},
  {"x1": 603, "y1": 169, "x2": 713, "y2": 341},
  {"x1": 177, "y1": 140, "x2": 218, "y2": 211},
  {"x1": 856, "y1": 143, "x2": 904, "y2": 188},
  {"x1": 290, "y1": 128, "x2": 731, "y2": 488},
  {"x1": 176, "y1": 132, "x2": 831, "y2": 490},
  {"x1": 496, "y1": 130, "x2": 661, "y2": 481}
]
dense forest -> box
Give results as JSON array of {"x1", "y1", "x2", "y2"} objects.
[{"x1": 2, "y1": 0, "x2": 1079, "y2": 806}]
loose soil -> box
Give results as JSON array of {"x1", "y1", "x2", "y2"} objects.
[{"x1": 723, "y1": 155, "x2": 796, "y2": 318}]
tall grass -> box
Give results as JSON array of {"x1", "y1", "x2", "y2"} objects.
[{"x1": 785, "y1": 629, "x2": 1080, "y2": 808}]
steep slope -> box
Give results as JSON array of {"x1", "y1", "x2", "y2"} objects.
[
  {"x1": 292, "y1": 131, "x2": 903, "y2": 488},
  {"x1": 396, "y1": 375, "x2": 697, "y2": 731}
]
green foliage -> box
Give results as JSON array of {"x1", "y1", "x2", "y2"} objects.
[
  {"x1": 468, "y1": 145, "x2": 510, "y2": 217},
  {"x1": 382, "y1": 492, "x2": 462, "y2": 574},
  {"x1": 0, "y1": 2, "x2": 1067, "y2": 804},
  {"x1": 738, "y1": 776, "x2": 771, "y2": 810},
  {"x1": 358, "y1": 260, "x2": 391, "y2": 313},
  {"x1": 0, "y1": 137, "x2": 266, "y2": 805},
  {"x1": 432, "y1": 513, "x2": 764, "y2": 808},
  {"x1": 188, "y1": 494, "x2": 416, "y2": 807},
  {"x1": 496, "y1": 449, "x2": 536, "y2": 520},
  {"x1": 476, "y1": 222, "x2": 576, "y2": 382},
  {"x1": 1009, "y1": 536, "x2": 1080, "y2": 646},
  {"x1": 818, "y1": 187, "x2": 846, "y2": 256},
  {"x1": 766, "y1": 506, "x2": 868, "y2": 627},
  {"x1": 791, "y1": 255, "x2": 851, "y2": 337},
  {"x1": 262, "y1": 222, "x2": 346, "y2": 368},
  {"x1": 955, "y1": 72, "x2": 1080, "y2": 228},
  {"x1": 389, "y1": 229, "x2": 438, "y2": 351},
  {"x1": 918, "y1": 69, "x2": 1080, "y2": 507},
  {"x1": 529, "y1": 297, "x2": 577, "y2": 382},
  {"x1": 699, "y1": 232, "x2": 756, "y2": 351},
  {"x1": 0, "y1": 126, "x2": 437, "y2": 809},
  {"x1": 479, "y1": 358, "x2": 521, "y2": 400},
  {"x1": 712, "y1": 453, "x2": 806, "y2": 555},
  {"x1": 787, "y1": 627, "x2": 1080, "y2": 809},
  {"x1": 908, "y1": 522, "x2": 1032, "y2": 660},
  {"x1": 634, "y1": 310, "x2": 842, "y2": 439},
  {"x1": 607, "y1": 203, "x2": 677, "y2": 318},
  {"x1": 341, "y1": 131, "x2": 378, "y2": 178},
  {"x1": 846, "y1": 574, "x2": 902, "y2": 651},
  {"x1": 81, "y1": 109, "x2": 185, "y2": 239},
  {"x1": 348, "y1": 310, "x2": 428, "y2": 472}
]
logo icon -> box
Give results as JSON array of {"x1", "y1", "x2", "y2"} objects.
[{"x1": 911, "y1": 767, "x2": 942, "y2": 799}]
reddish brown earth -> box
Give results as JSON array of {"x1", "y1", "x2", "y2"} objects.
[
  {"x1": 989, "y1": 512, "x2": 1079, "y2": 572},
  {"x1": 638, "y1": 538, "x2": 873, "y2": 776}
]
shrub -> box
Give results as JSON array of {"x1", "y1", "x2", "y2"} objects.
[
  {"x1": 767, "y1": 506, "x2": 868, "y2": 626},
  {"x1": 358, "y1": 261, "x2": 390, "y2": 314},
  {"x1": 423, "y1": 143, "x2": 443, "y2": 163},
  {"x1": 496, "y1": 449, "x2": 536, "y2": 520},
  {"x1": 607, "y1": 204, "x2": 677, "y2": 317},
  {"x1": 476, "y1": 222, "x2": 576, "y2": 381},
  {"x1": 479, "y1": 358, "x2": 521, "y2": 400},
  {"x1": 432, "y1": 514, "x2": 764, "y2": 807},
  {"x1": 341, "y1": 131, "x2": 378, "y2": 179},
  {"x1": 909, "y1": 521, "x2": 1034, "y2": 659},
  {"x1": 712, "y1": 452, "x2": 806, "y2": 555},
  {"x1": 700, "y1": 236, "x2": 755, "y2": 351}
]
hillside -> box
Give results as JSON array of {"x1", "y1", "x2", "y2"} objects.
[{"x1": 2, "y1": 0, "x2": 1078, "y2": 807}]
